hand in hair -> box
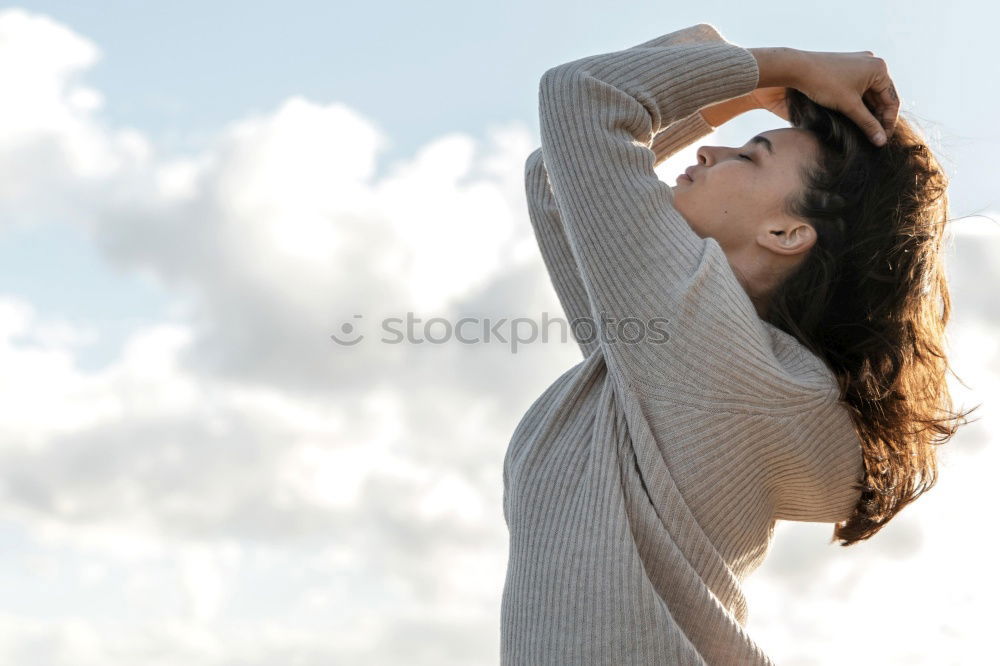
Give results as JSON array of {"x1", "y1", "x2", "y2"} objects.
[{"x1": 749, "y1": 47, "x2": 900, "y2": 147}]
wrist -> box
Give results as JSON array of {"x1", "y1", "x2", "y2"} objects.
[
  {"x1": 747, "y1": 47, "x2": 809, "y2": 89},
  {"x1": 699, "y1": 94, "x2": 756, "y2": 127}
]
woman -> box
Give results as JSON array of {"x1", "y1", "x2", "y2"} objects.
[{"x1": 500, "y1": 23, "x2": 975, "y2": 665}]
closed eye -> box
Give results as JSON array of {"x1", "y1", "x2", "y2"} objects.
[{"x1": 738, "y1": 154, "x2": 752, "y2": 161}]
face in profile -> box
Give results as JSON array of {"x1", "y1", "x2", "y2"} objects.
[{"x1": 670, "y1": 127, "x2": 823, "y2": 260}]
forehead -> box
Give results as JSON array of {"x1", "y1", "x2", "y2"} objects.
[
  {"x1": 757, "y1": 127, "x2": 816, "y2": 147},
  {"x1": 756, "y1": 127, "x2": 819, "y2": 161}
]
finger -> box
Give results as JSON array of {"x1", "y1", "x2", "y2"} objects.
[
  {"x1": 862, "y1": 89, "x2": 886, "y2": 129},
  {"x1": 862, "y1": 89, "x2": 878, "y2": 117},
  {"x1": 848, "y1": 99, "x2": 887, "y2": 146},
  {"x1": 870, "y1": 79, "x2": 900, "y2": 139}
]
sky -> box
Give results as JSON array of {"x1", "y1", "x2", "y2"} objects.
[{"x1": 0, "y1": 1, "x2": 997, "y2": 664}]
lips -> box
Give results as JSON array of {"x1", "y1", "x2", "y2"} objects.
[{"x1": 684, "y1": 166, "x2": 696, "y2": 181}]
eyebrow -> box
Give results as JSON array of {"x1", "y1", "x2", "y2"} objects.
[{"x1": 749, "y1": 135, "x2": 775, "y2": 156}]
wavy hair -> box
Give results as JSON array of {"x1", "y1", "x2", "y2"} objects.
[{"x1": 764, "y1": 88, "x2": 980, "y2": 546}]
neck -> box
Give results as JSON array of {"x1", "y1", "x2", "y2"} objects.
[{"x1": 725, "y1": 249, "x2": 790, "y2": 320}]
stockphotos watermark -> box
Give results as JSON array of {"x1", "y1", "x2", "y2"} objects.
[{"x1": 329, "y1": 312, "x2": 670, "y2": 353}]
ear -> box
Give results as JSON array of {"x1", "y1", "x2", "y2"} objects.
[{"x1": 758, "y1": 220, "x2": 816, "y2": 256}]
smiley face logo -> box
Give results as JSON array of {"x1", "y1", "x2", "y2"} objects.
[{"x1": 330, "y1": 314, "x2": 364, "y2": 345}]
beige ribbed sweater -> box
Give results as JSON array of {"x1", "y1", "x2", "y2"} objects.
[{"x1": 500, "y1": 23, "x2": 866, "y2": 665}]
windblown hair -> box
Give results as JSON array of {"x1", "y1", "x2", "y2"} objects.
[{"x1": 765, "y1": 88, "x2": 979, "y2": 546}]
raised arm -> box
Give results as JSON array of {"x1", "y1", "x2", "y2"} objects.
[
  {"x1": 536, "y1": 24, "x2": 761, "y2": 388},
  {"x1": 525, "y1": 24, "x2": 740, "y2": 361}
]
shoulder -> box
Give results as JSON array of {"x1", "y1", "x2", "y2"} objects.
[
  {"x1": 627, "y1": 238, "x2": 842, "y2": 410},
  {"x1": 769, "y1": 381, "x2": 865, "y2": 523},
  {"x1": 760, "y1": 319, "x2": 841, "y2": 394}
]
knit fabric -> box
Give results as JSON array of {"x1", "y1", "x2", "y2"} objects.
[{"x1": 500, "y1": 23, "x2": 865, "y2": 665}]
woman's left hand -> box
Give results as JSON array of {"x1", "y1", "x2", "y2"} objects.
[{"x1": 790, "y1": 50, "x2": 900, "y2": 145}]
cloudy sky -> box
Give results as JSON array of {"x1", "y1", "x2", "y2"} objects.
[{"x1": 0, "y1": 2, "x2": 996, "y2": 664}]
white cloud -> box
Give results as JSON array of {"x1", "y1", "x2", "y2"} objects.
[
  {"x1": 0, "y1": 8, "x2": 150, "y2": 226},
  {"x1": 0, "y1": 8, "x2": 564, "y2": 664}
]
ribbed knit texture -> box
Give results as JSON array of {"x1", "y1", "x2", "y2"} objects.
[{"x1": 500, "y1": 24, "x2": 866, "y2": 665}]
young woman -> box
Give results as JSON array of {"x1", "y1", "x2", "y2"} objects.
[{"x1": 500, "y1": 23, "x2": 975, "y2": 665}]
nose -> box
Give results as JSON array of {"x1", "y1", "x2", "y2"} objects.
[
  {"x1": 696, "y1": 144, "x2": 731, "y2": 166},
  {"x1": 693, "y1": 144, "x2": 746, "y2": 176}
]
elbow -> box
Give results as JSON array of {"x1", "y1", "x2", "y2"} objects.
[
  {"x1": 538, "y1": 62, "x2": 586, "y2": 106},
  {"x1": 524, "y1": 148, "x2": 545, "y2": 191},
  {"x1": 525, "y1": 147, "x2": 543, "y2": 173},
  {"x1": 537, "y1": 67, "x2": 559, "y2": 108},
  {"x1": 539, "y1": 64, "x2": 565, "y2": 89}
]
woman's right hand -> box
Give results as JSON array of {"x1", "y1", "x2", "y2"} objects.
[
  {"x1": 748, "y1": 86, "x2": 791, "y2": 122},
  {"x1": 792, "y1": 50, "x2": 900, "y2": 146}
]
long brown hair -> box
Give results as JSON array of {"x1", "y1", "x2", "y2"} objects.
[{"x1": 764, "y1": 88, "x2": 980, "y2": 546}]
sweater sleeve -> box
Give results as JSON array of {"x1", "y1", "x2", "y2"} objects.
[
  {"x1": 538, "y1": 25, "x2": 868, "y2": 525},
  {"x1": 526, "y1": 24, "x2": 730, "y2": 361},
  {"x1": 536, "y1": 23, "x2": 762, "y2": 389},
  {"x1": 770, "y1": 389, "x2": 867, "y2": 523},
  {"x1": 622, "y1": 338, "x2": 867, "y2": 527},
  {"x1": 526, "y1": 111, "x2": 719, "y2": 361}
]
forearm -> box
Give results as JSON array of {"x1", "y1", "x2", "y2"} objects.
[{"x1": 649, "y1": 111, "x2": 716, "y2": 167}]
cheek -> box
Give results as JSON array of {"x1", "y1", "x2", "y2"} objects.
[{"x1": 706, "y1": 170, "x2": 742, "y2": 193}]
